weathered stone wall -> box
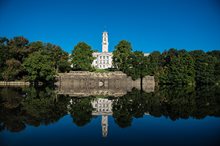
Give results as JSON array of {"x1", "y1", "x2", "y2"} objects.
[
  {"x1": 0, "y1": 81, "x2": 30, "y2": 86},
  {"x1": 55, "y1": 71, "x2": 155, "y2": 97}
]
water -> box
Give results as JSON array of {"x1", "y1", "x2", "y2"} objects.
[{"x1": 0, "y1": 86, "x2": 220, "y2": 146}]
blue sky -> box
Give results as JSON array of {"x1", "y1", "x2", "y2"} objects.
[{"x1": 0, "y1": 0, "x2": 220, "y2": 53}]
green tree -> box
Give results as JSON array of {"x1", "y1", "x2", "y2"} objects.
[
  {"x1": 41, "y1": 43, "x2": 71, "y2": 73},
  {"x1": 0, "y1": 36, "x2": 72, "y2": 81},
  {"x1": 7, "y1": 36, "x2": 30, "y2": 62},
  {"x1": 147, "y1": 51, "x2": 161, "y2": 74},
  {"x1": 28, "y1": 41, "x2": 44, "y2": 54},
  {"x1": 190, "y1": 50, "x2": 216, "y2": 84},
  {"x1": 113, "y1": 40, "x2": 132, "y2": 72},
  {"x1": 126, "y1": 51, "x2": 148, "y2": 89},
  {"x1": 207, "y1": 50, "x2": 220, "y2": 84},
  {"x1": 71, "y1": 42, "x2": 94, "y2": 71},
  {"x1": 160, "y1": 49, "x2": 195, "y2": 85},
  {"x1": 147, "y1": 51, "x2": 161, "y2": 83},
  {"x1": 2, "y1": 59, "x2": 23, "y2": 81},
  {"x1": 23, "y1": 51, "x2": 56, "y2": 84},
  {"x1": 28, "y1": 42, "x2": 71, "y2": 73},
  {"x1": 0, "y1": 37, "x2": 9, "y2": 80},
  {"x1": 1, "y1": 36, "x2": 37, "y2": 81}
]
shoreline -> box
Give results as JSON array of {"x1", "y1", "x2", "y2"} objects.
[{"x1": 0, "y1": 81, "x2": 30, "y2": 86}]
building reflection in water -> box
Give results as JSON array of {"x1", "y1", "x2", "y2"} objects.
[
  {"x1": 1, "y1": 85, "x2": 220, "y2": 140},
  {"x1": 68, "y1": 98, "x2": 113, "y2": 137},
  {"x1": 91, "y1": 98, "x2": 113, "y2": 137},
  {"x1": 56, "y1": 74, "x2": 155, "y2": 137}
]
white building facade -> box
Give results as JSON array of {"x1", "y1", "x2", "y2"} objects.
[
  {"x1": 92, "y1": 32, "x2": 113, "y2": 69},
  {"x1": 91, "y1": 98, "x2": 113, "y2": 137},
  {"x1": 92, "y1": 31, "x2": 149, "y2": 69}
]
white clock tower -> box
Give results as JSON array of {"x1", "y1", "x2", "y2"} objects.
[
  {"x1": 102, "y1": 31, "x2": 108, "y2": 52},
  {"x1": 92, "y1": 31, "x2": 148, "y2": 69}
]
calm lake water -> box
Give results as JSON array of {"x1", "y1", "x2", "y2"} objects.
[{"x1": 0, "y1": 86, "x2": 220, "y2": 146}]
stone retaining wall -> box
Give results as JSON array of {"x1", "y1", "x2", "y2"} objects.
[
  {"x1": 0, "y1": 81, "x2": 30, "y2": 86},
  {"x1": 56, "y1": 71, "x2": 155, "y2": 97}
]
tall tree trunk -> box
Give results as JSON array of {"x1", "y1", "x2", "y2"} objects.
[{"x1": 140, "y1": 75, "x2": 143, "y2": 91}]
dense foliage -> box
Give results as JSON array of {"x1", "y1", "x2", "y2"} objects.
[
  {"x1": 159, "y1": 49, "x2": 195, "y2": 85},
  {"x1": 113, "y1": 40, "x2": 132, "y2": 73},
  {"x1": 207, "y1": 50, "x2": 220, "y2": 84},
  {"x1": 0, "y1": 36, "x2": 70, "y2": 84},
  {"x1": 1, "y1": 36, "x2": 219, "y2": 85},
  {"x1": 189, "y1": 50, "x2": 217, "y2": 84},
  {"x1": 126, "y1": 51, "x2": 148, "y2": 80},
  {"x1": 112, "y1": 40, "x2": 219, "y2": 85},
  {"x1": 23, "y1": 51, "x2": 56, "y2": 83},
  {"x1": 155, "y1": 49, "x2": 219, "y2": 85},
  {"x1": 69, "y1": 97, "x2": 95, "y2": 127},
  {"x1": 71, "y1": 42, "x2": 95, "y2": 71}
]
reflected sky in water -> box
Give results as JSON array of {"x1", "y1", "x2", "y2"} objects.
[{"x1": 0, "y1": 86, "x2": 220, "y2": 146}]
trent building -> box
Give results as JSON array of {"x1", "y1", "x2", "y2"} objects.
[
  {"x1": 92, "y1": 31, "x2": 149, "y2": 69},
  {"x1": 92, "y1": 31, "x2": 113, "y2": 69}
]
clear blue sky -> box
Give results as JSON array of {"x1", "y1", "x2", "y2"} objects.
[{"x1": 0, "y1": 0, "x2": 220, "y2": 53}]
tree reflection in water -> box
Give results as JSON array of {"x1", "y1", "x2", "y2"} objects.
[
  {"x1": 69, "y1": 96, "x2": 95, "y2": 127},
  {"x1": 0, "y1": 85, "x2": 220, "y2": 132},
  {"x1": 0, "y1": 86, "x2": 70, "y2": 132}
]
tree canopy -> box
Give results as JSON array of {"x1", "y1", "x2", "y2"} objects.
[
  {"x1": 23, "y1": 51, "x2": 56, "y2": 83},
  {"x1": 189, "y1": 50, "x2": 216, "y2": 84},
  {"x1": 1, "y1": 36, "x2": 219, "y2": 85},
  {"x1": 113, "y1": 40, "x2": 132, "y2": 72},
  {"x1": 71, "y1": 42, "x2": 95, "y2": 71},
  {"x1": 159, "y1": 49, "x2": 195, "y2": 85},
  {"x1": 113, "y1": 42, "x2": 219, "y2": 85},
  {"x1": 126, "y1": 51, "x2": 147, "y2": 79},
  {"x1": 0, "y1": 36, "x2": 70, "y2": 83}
]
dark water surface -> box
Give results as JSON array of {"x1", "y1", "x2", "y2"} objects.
[{"x1": 0, "y1": 86, "x2": 220, "y2": 146}]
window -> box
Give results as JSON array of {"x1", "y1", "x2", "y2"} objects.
[
  {"x1": 107, "y1": 56, "x2": 109, "y2": 59},
  {"x1": 107, "y1": 60, "x2": 109, "y2": 64},
  {"x1": 100, "y1": 56, "x2": 102, "y2": 59},
  {"x1": 103, "y1": 65, "x2": 105, "y2": 68},
  {"x1": 103, "y1": 56, "x2": 105, "y2": 59},
  {"x1": 103, "y1": 60, "x2": 105, "y2": 64},
  {"x1": 100, "y1": 61, "x2": 101, "y2": 64}
]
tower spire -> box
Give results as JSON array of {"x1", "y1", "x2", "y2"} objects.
[{"x1": 102, "y1": 31, "x2": 108, "y2": 52}]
